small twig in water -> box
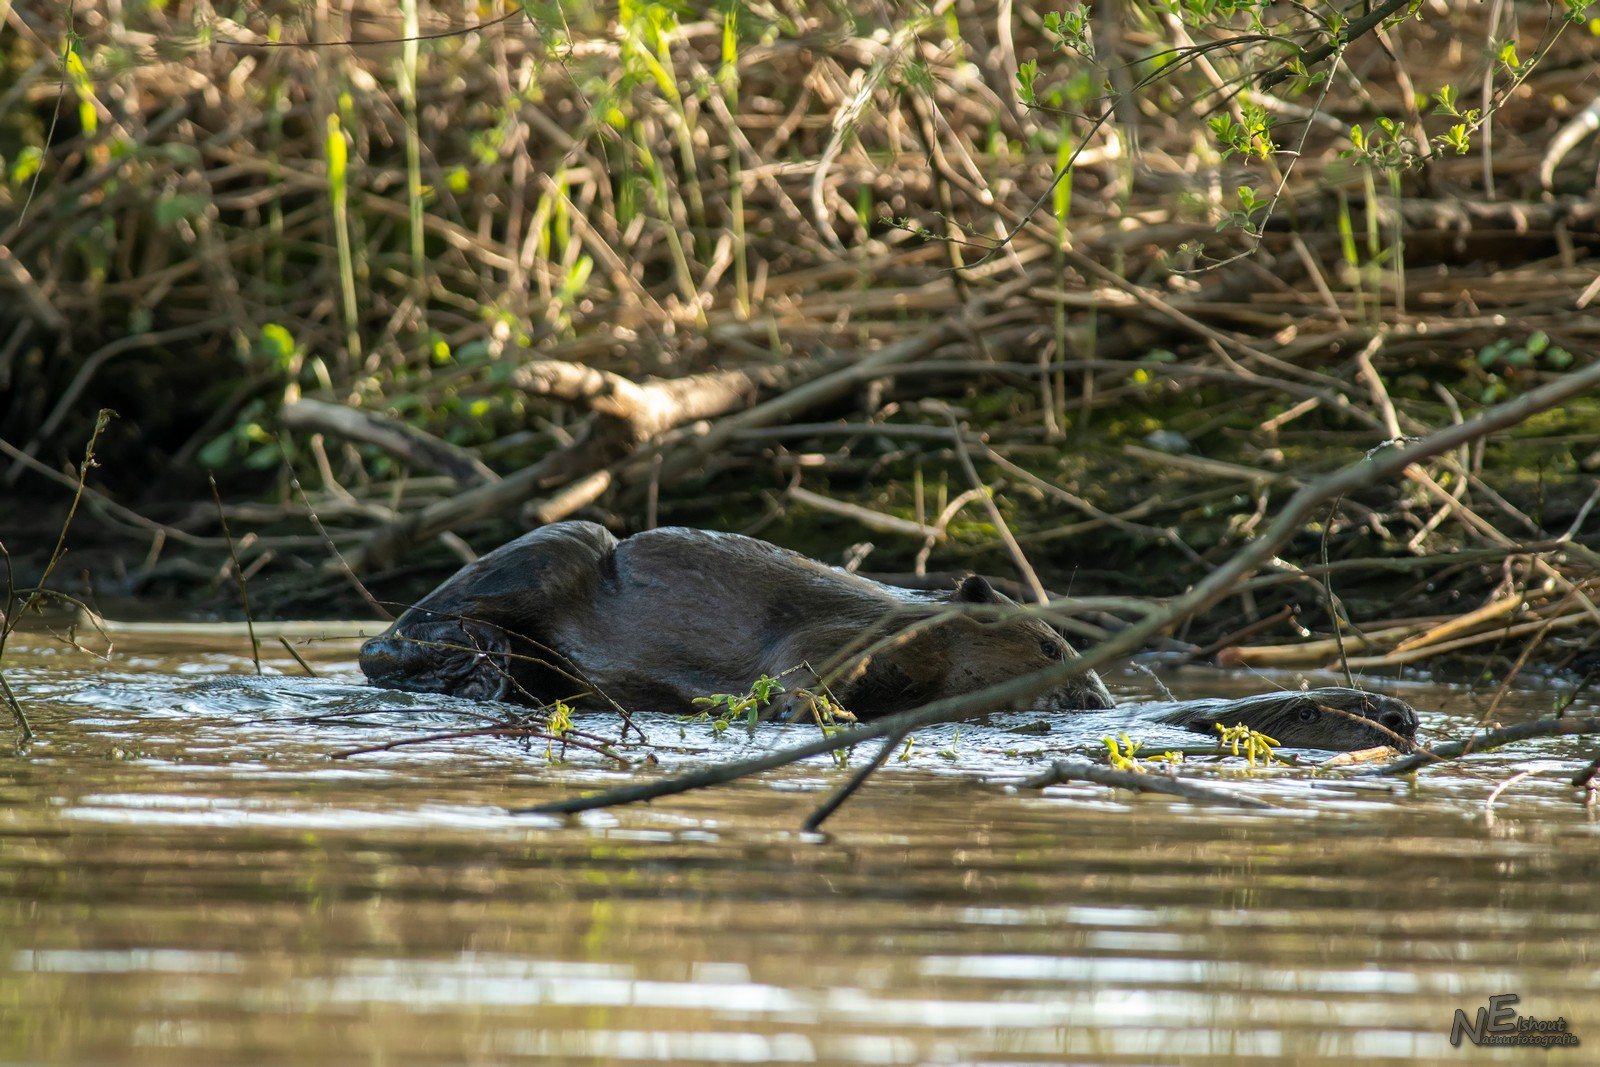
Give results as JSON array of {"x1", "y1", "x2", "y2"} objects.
[
  {"x1": 277, "y1": 637, "x2": 317, "y2": 677},
  {"x1": 1129, "y1": 662, "x2": 1176, "y2": 701},
  {"x1": 1484, "y1": 768, "x2": 1536, "y2": 818},
  {"x1": 331, "y1": 724, "x2": 628, "y2": 763},
  {"x1": 1020, "y1": 756, "x2": 1273, "y2": 808},
  {"x1": 0, "y1": 541, "x2": 29, "y2": 741},
  {"x1": 1, "y1": 411, "x2": 115, "y2": 742},
  {"x1": 803, "y1": 728, "x2": 909, "y2": 831},
  {"x1": 210, "y1": 475, "x2": 262, "y2": 675},
  {"x1": 0, "y1": 671, "x2": 30, "y2": 744}
]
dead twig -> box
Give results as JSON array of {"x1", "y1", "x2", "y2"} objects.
[
  {"x1": 330, "y1": 723, "x2": 628, "y2": 763},
  {"x1": 803, "y1": 728, "x2": 910, "y2": 831},
  {"x1": 1020, "y1": 756, "x2": 1273, "y2": 809},
  {"x1": 280, "y1": 399, "x2": 499, "y2": 487},
  {"x1": 1364, "y1": 715, "x2": 1600, "y2": 778},
  {"x1": 210, "y1": 475, "x2": 262, "y2": 676}
]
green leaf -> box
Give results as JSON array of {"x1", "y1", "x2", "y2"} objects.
[
  {"x1": 1477, "y1": 338, "x2": 1512, "y2": 367},
  {"x1": 325, "y1": 114, "x2": 348, "y2": 190},
  {"x1": 9, "y1": 146, "x2": 42, "y2": 185},
  {"x1": 258, "y1": 323, "x2": 296, "y2": 369},
  {"x1": 1016, "y1": 59, "x2": 1038, "y2": 106}
]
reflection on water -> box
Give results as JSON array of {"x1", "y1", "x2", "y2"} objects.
[{"x1": 1, "y1": 628, "x2": 1597, "y2": 1064}]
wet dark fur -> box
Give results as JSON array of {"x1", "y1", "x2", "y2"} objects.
[
  {"x1": 359, "y1": 521, "x2": 1116, "y2": 718},
  {"x1": 1150, "y1": 688, "x2": 1418, "y2": 750},
  {"x1": 358, "y1": 523, "x2": 1421, "y2": 750}
]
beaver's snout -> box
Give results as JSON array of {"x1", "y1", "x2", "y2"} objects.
[
  {"x1": 1032, "y1": 672, "x2": 1116, "y2": 713},
  {"x1": 359, "y1": 635, "x2": 434, "y2": 684},
  {"x1": 359, "y1": 625, "x2": 514, "y2": 702},
  {"x1": 1372, "y1": 701, "x2": 1419, "y2": 742},
  {"x1": 1080, "y1": 673, "x2": 1116, "y2": 710}
]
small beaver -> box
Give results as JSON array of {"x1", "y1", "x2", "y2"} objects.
[{"x1": 359, "y1": 521, "x2": 1115, "y2": 716}]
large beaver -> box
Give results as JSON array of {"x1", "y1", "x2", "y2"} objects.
[
  {"x1": 359, "y1": 521, "x2": 1115, "y2": 716},
  {"x1": 358, "y1": 522, "x2": 1419, "y2": 750}
]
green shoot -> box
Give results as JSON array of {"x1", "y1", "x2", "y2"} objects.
[{"x1": 1212, "y1": 722, "x2": 1281, "y2": 767}]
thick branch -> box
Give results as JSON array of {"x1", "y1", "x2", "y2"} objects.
[
  {"x1": 280, "y1": 399, "x2": 498, "y2": 487},
  {"x1": 340, "y1": 356, "x2": 834, "y2": 572},
  {"x1": 513, "y1": 358, "x2": 830, "y2": 439},
  {"x1": 511, "y1": 361, "x2": 653, "y2": 423},
  {"x1": 652, "y1": 320, "x2": 965, "y2": 483}
]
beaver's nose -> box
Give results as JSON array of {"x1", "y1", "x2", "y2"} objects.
[
  {"x1": 1379, "y1": 708, "x2": 1416, "y2": 736},
  {"x1": 359, "y1": 636, "x2": 422, "y2": 680},
  {"x1": 1079, "y1": 673, "x2": 1116, "y2": 710}
]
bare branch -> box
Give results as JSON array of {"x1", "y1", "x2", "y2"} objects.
[
  {"x1": 1363, "y1": 714, "x2": 1600, "y2": 778},
  {"x1": 280, "y1": 399, "x2": 498, "y2": 487},
  {"x1": 1020, "y1": 757, "x2": 1274, "y2": 808}
]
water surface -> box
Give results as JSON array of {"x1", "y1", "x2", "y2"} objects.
[{"x1": 1, "y1": 626, "x2": 1596, "y2": 1064}]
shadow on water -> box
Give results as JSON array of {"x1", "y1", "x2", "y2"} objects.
[{"x1": 2, "y1": 627, "x2": 1597, "y2": 1064}]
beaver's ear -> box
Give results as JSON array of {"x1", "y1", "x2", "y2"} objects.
[{"x1": 952, "y1": 575, "x2": 998, "y2": 603}]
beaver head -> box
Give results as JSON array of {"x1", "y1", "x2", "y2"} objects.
[
  {"x1": 1186, "y1": 687, "x2": 1419, "y2": 750},
  {"x1": 358, "y1": 535, "x2": 569, "y2": 703},
  {"x1": 856, "y1": 575, "x2": 1115, "y2": 713},
  {"x1": 359, "y1": 610, "x2": 515, "y2": 701}
]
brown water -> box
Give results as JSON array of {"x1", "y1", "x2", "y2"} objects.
[{"x1": 2, "y1": 626, "x2": 1597, "y2": 1065}]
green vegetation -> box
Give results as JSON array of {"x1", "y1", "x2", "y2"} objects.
[
  {"x1": 693, "y1": 673, "x2": 787, "y2": 734},
  {"x1": 1210, "y1": 722, "x2": 1281, "y2": 768}
]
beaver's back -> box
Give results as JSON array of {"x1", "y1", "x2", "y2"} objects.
[
  {"x1": 612, "y1": 527, "x2": 930, "y2": 608},
  {"x1": 549, "y1": 527, "x2": 928, "y2": 706}
]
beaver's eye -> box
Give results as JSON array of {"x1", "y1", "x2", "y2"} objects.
[
  {"x1": 1039, "y1": 638, "x2": 1064, "y2": 660},
  {"x1": 1297, "y1": 707, "x2": 1318, "y2": 723}
]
